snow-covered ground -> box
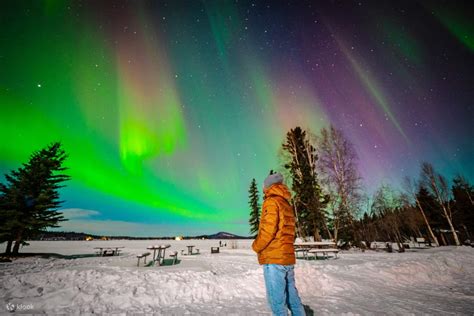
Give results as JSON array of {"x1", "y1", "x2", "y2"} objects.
[{"x1": 1, "y1": 240, "x2": 473, "y2": 315}]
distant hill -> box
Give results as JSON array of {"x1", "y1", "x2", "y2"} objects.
[
  {"x1": 198, "y1": 232, "x2": 252, "y2": 239},
  {"x1": 32, "y1": 231, "x2": 252, "y2": 240}
]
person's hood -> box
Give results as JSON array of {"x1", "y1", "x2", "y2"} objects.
[{"x1": 264, "y1": 183, "x2": 292, "y2": 201}]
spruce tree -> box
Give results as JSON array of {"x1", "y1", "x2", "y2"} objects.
[
  {"x1": 0, "y1": 142, "x2": 70, "y2": 254},
  {"x1": 248, "y1": 178, "x2": 261, "y2": 237},
  {"x1": 282, "y1": 127, "x2": 327, "y2": 240}
]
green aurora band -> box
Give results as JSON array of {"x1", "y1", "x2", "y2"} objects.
[{"x1": 1, "y1": 1, "x2": 472, "y2": 236}]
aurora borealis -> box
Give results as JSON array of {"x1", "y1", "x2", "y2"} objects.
[{"x1": 0, "y1": 1, "x2": 473, "y2": 236}]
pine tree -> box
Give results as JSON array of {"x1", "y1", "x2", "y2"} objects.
[
  {"x1": 248, "y1": 178, "x2": 261, "y2": 237},
  {"x1": 281, "y1": 127, "x2": 327, "y2": 241},
  {"x1": 0, "y1": 142, "x2": 70, "y2": 254}
]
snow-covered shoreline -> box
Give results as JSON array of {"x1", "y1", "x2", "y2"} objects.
[{"x1": 1, "y1": 240, "x2": 473, "y2": 315}]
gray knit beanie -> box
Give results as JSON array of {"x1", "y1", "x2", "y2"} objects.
[{"x1": 263, "y1": 172, "x2": 284, "y2": 189}]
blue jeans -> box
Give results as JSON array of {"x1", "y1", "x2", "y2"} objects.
[{"x1": 263, "y1": 264, "x2": 305, "y2": 316}]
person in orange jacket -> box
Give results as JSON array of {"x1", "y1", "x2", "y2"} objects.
[{"x1": 252, "y1": 171, "x2": 305, "y2": 316}]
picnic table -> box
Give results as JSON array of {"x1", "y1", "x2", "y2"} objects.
[
  {"x1": 146, "y1": 245, "x2": 171, "y2": 265},
  {"x1": 294, "y1": 241, "x2": 339, "y2": 259},
  {"x1": 94, "y1": 246, "x2": 124, "y2": 256},
  {"x1": 416, "y1": 237, "x2": 430, "y2": 247}
]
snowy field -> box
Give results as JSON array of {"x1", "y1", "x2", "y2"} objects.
[{"x1": 1, "y1": 240, "x2": 474, "y2": 315}]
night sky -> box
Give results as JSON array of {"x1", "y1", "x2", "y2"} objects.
[{"x1": 0, "y1": 1, "x2": 473, "y2": 236}]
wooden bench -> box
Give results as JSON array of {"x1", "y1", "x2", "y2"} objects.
[
  {"x1": 136, "y1": 252, "x2": 151, "y2": 266},
  {"x1": 211, "y1": 247, "x2": 220, "y2": 254},
  {"x1": 295, "y1": 248, "x2": 309, "y2": 260},
  {"x1": 102, "y1": 249, "x2": 115, "y2": 256},
  {"x1": 169, "y1": 251, "x2": 179, "y2": 265},
  {"x1": 307, "y1": 248, "x2": 339, "y2": 259}
]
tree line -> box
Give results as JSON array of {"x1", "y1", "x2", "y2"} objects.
[
  {"x1": 249, "y1": 126, "x2": 473, "y2": 248},
  {"x1": 0, "y1": 142, "x2": 69, "y2": 254}
]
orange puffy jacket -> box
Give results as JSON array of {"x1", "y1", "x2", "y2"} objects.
[{"x1": 252, "y1": 183, "x2": 296, "y2": 265}]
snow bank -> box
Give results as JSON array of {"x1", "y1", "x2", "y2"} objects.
[{"x1": 1, "y1": 241, "x2": 473, "y2": 314}]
